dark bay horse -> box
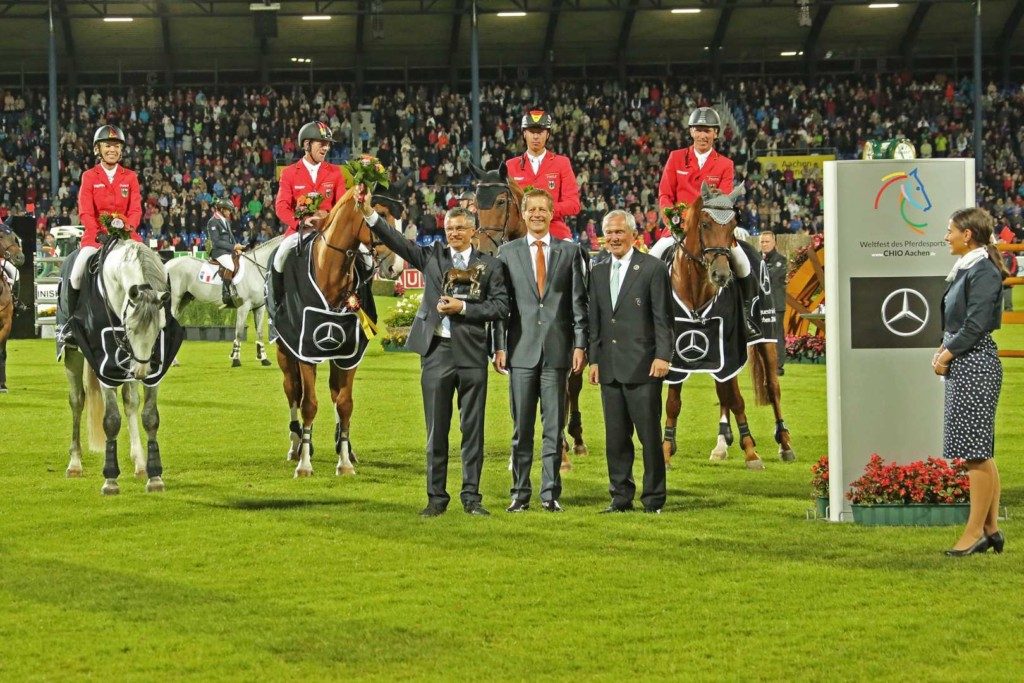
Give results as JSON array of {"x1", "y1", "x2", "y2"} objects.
[
  {"x1": 663, "y1": 184, "x2": 794, "y2": 470},
  {"x1": 0, "y1": 225, "x2": 25, "y2": 392},
  {"x1": 277, "y1": 188, "x2": 398, "y2": 477},
  {"x1": 472, "y1": 164, "x2": 589, "y2": 468}
]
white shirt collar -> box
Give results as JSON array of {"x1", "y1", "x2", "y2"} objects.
[
  {"x1": 694, "y1": 148, "x2": 712, "y2": 168},
  {"x1": 451, "y1": 245, "x2": 472, "y2": 264},
  {"x1": 527, "y1": 150, "x2": 546, "y2": 173},
  {"x1": 530, "y1": 233, "x2": 551, "y2": 248},
  {"x1": 301, "y1": 157, "x2": 321, "y2": 180},
  {"x1": 102, "y1": 164, "x2": 118, "y2": 182},
  {"x1": 611, "y1": 248, "x2": 634, "y2": 267}
]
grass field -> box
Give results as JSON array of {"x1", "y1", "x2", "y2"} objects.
[{"x1": 1, "y1": 296, "x2": 1023, "y2": 680}]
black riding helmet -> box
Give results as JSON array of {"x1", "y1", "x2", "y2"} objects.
[
  {"x1": 297, "y1": 121, "x2": 334, "y2": 146},
  {"x1": 521, "y1": 109, "x2": 553, "y2": 130}
]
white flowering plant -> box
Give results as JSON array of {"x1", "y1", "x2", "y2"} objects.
[{"x1": 380, "y1": 293, "x2": 422, "y2": 346}]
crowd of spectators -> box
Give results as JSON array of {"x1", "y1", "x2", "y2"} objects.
[{"x1": 1, "y1": 74, "x2": 1022, "y2": 253}]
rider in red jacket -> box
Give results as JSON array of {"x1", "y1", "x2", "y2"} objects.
[
  {"x1": 655, "y1": 107, "x2": 761, "y2": 341},
  {"x1": 271, "y1": 121, "x2": 346, "y2": 304},
  {"x1": 505, "y1": 109, "x2": 580, "y2": 242},
  {"x1": 69, "y1": 124, "x2": 144, "y2": 308}
]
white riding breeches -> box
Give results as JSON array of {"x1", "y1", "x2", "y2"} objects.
[
  {"x1": 273, "y1": 233, "x2": 300, "y2": 273},
  {"x1": 215, "y1": 253, "x2": 235, "y2": 276},
  {"x1": 1, "y1": 259, "x2": 18, "y2": 283},
  {"x1": 650, "y1": 236, "x2": 675, "y2": 260},
  {"x1": 69, "y1": 246, "x2": 99, "y2": 289},
  {"x1": 729, "y1": 244, "x2": 751, "y2": 278}
]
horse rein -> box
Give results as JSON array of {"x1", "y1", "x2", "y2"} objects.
[
  {"x1": 474, "y1": 181, "x2": 513, "y2": 251},
  {"x1": 94, "y1": 239, "x2": 158, "y2": 366},
  {"x1": 674, "y1": 210, "x2": 734, "y2": 271}
]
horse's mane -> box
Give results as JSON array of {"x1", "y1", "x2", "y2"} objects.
[
  {"x1": 253, "y1": 234, "x2": 285, "y2": 254},
  {"x1": 119, "y1": 241, "x2": 168, "y2": 292}
]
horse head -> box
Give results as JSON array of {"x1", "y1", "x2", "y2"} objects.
[
  {"x1": 473, "y1": 164, "x2": 526, "y2": 255},
  {"x1": 903, "y1": 168, "x2": 933, "y2": 213},
  {"x1": 113, "y1": 243, "x2": 170, "y2": 380},
  {"x1": 686, "y1": 182, "x2": 745, "y2": 290},
  {"x1": 0, "y1": 225, "x2": 25, "y2": 268},
  {"x1": 369, "y1": 192, "x2": 405, "y2": 279}
]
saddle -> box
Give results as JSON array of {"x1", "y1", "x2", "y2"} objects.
[{"x1": 210, "y1": 252, "x2": 241, "y2": 282}]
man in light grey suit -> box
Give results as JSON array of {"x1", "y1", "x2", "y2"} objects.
[
  {"x1": 588, "y1": 210, "x2": 672, "y2": 513},
  {"x1": 494, "y1": 188, "x2": 588, "y2": 512}
]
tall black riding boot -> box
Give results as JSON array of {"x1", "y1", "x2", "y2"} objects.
[
  {"x1": 222, "y1": 280, "x2": 234, "y2": 307},
  {"x1": 11, "y1": 280, "x2": 28, "y2": 314},
  {"x1": 271, "y1": 269, "x2": 285, "y2": 310},
  {"x1": 738, "y1": 272, "x2": 763, "y2": 342}
]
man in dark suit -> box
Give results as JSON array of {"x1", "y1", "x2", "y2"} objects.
[
  {"x1": 588, "y1": 210, "x2": 672, "y2": 513},
  {"x1": 759, "y1": 230, "x2": 789, "y2": 375},
  {"x1": 493, "y1": 188, "x2": 587, "y2": 513},
  {"x1": 357, "y1": 196, "x2": 509, "y2": 517}
]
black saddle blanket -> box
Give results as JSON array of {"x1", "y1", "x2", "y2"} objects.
[
  {"x1": 666, "y1": 286, "x2": 748, "y2": 385},
  {"x1": 56, "y1": 248, "x2": 183, "y2": 388},
  {"x1": 267, "y1": 240, "x2": 372, "y2": 370}
]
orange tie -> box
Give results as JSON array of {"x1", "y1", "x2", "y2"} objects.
[{"x1": 534, "y1": 240, "x2": 546, "y2": 295}]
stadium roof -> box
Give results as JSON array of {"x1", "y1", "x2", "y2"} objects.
[{"x1": 0, "y1": 0, "x2": 1021, "y2": 82}]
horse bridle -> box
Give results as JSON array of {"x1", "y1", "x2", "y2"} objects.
[
  {"x1": 474, "y1": 181, "x2": 514, "y2": 252},
  {"x1": 93, "y1": 239, "x2": 159, "y2": 366},
  {"x1": 674, "y1": 210, "x2": 734, "y2": 270}
]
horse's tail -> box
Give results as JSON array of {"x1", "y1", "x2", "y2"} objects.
[
  {"x1": 749, "y1": 344, "x2": 771, "y2": 407},
  {"x1": 84, "y1": 362, "x2": 106, "y2": 453}
]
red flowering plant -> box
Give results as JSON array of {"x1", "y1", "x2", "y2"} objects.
[
  {"x1": 846, "y1": 454, "x2": 970, "y2": 505},
  {"x1": 810, "y1": 455, "x2": 829, "y2": 498},
  {"x1": 294, "y1": 191, "x2": 324, "y2": 220},
  {"x1": 99, "y1": 212, "x2": 131, "y2": 240},
  {"x1": 786, "y1": 334, "x2": 826, "y2": 361}
]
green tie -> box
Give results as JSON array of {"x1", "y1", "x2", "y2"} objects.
[{"x1": 610, "y1": 261, "x2": 622, "y2": 308}]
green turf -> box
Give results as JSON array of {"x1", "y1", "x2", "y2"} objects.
[{"x1": 1, "y1": 298, "x2": 1022, "y2": 680}]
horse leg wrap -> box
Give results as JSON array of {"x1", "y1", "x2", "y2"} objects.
[
  {"x1": 289, "y1": 420, "x2": 301, "y2": 437},
  {"x1": 302, "y1": 426, "x2": 313, "y2": 457},
  {"x1": 663, "y1": 426, "x2": 677, "y2": 456},
  {"x1": 146, "y1": 440, "x2": 163, "y2": 478},
  {"x1": 335, "y1": 423, "x2": 347, "y2": 455},
  {"x1": 719, "y1": 421, "x2": 734, "y2": 447},
  {"x1": 103, "y1": 439, "x2": 120, "y2": 480},
  {"x1": 738, "y1": 422, "x2": 755, "y2": 447},
  {"x1": 774, "y1": 419, "x2": 789, "y2": 445}
]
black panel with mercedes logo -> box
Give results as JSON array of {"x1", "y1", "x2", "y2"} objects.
[{"x1": 850, "y1": 276, "x2": 947, "y2": 348}]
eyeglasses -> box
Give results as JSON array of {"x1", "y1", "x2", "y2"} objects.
[{"x1": 445, "y1": 225, "x2": 474, "y2": 233}]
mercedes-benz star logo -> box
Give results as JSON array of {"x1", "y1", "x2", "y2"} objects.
[
  {"x1": 759, "y1": 261, "x2": 771, "y2": 295},
  {"x1": 113, "y1": 345, "x2": 133, "y2": 370},
  {"x1": 312, "y1": 321, "x2": 347, "y2": 351},
  {"x1": 881, "y1": 288, "x2": 929, "y2": 337},
  {"x1": 675, "y1": 329, "x2": 711, "y2": 362}
]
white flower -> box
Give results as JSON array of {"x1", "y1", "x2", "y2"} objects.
[{"x1": 111, "y1": 217, "x2": 125, "y2": 230}]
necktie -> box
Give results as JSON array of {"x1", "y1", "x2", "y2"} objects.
[
  {"x1": 534, "y1": 240, "x2": 546, "y2": 295},
  {"x1": 453, "y1": 251, "x2": 466, "y2": 270},
  {"x1": 610, "y1": 260, "x2": 622, "y2": 308}
]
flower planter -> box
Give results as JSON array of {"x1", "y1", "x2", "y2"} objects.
[
  {"x1": 381, "y1": 326, "x2": 412, "y2": 352},
  {"x1": 851, "y1": 503, "x2": 970, "y2": 527},
  {"x1": 814, "y1": 497, "x2": 829, "y2": 518}
]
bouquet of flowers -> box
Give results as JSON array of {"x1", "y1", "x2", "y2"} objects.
[
  {"x1": 99, "y1": 212, "x2": 131, "y2": 240},
  {"x1": 662, "y1": 202, "x2": 688, "y2": 237},
  {"x1": 847, "y1": 454, "x2": 970, "y2": 505},
  {"x1": 810, "y1": 455, "x2": 829, "y2": 498},
  {"x1": 294, "y1": 191, "x2": 324, "y2": 220},
  {"x1": 342, "y1": 155, "x2": 390, "y2": 192}
]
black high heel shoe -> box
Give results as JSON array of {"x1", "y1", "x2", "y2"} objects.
[
  {"x1": 945, "y1": 536, "x2": 990, "y2": 557},
  {"x1": 987, "y1": 530, "x2": 1005, "y2": 554}
]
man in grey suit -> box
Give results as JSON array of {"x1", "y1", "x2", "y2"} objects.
[
  {"x1": 357, "y1": 197, "x2": 509, "y2": 517},
  {"x1": 494, "y1": 188, "x2": 588, "y2": 513},
  {"x1": 759, "y1": 231, "x2": 789, "y2": 375},
  {"x1": 588, "y1": 210, "x2": 672, "y2": 513}
]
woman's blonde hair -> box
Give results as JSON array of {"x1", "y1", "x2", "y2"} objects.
[{"x1": 950, "y1": 207, "x2": 1009, "y2": 278}]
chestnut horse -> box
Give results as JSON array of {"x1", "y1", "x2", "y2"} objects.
[
  {"x1": 0, "y1": 225, "x2": 25, "y2": 392},
  {"x1": 472, "y1": 164, "x2": 588, "y2": 469},
  {"x1": 662, "y1": 184, "x2": 794, "y2": 470},
  {"x1": 277, "y1": 189, "x2": 397, "y2": 478}
]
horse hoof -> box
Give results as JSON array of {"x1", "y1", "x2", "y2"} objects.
[
  {"x1": 560, "y1": 461, "x2": 572, "y2": 473},
  {"x1": 286, "y1": 450, "x2": 300, "y2": 462},
  {"x1": 745, "y1": 458, "x2": 765, "y2": 471},
  {"x1": 261, "y1": 358, "x2": 272, "y2": 367},
  {"x1": 101, "y1": 480, "x2": 120, "y2": 495},
  {"x1": 231, "y1": 359, "x2": 241, "y2": 368},
  {"x1": 709, "y1": 449, "x2": 728, "y2": 462},
  {"x1": 146, "y1": 477, "x2": 165, "y2": 493},
  {"x1": 779, "y1": 449, "x2": 797, "y2": 463},
  {"x1": 573, "y1": 444, "x2": 588, "y2": 456},
  {"x1": 294, "y1": 467, "x2": 313, "y2": 478},
  {"x1": 66, "y1": 467, "x2": 83, "y2": 478},
  {"x1": 336, "y1": 465, "x2": 356, "y2": 476},
  {"x1": 134, "y1": 468, "x2": 147, "y2": 479}
]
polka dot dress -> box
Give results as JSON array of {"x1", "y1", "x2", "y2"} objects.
[{"x1": 943, "y1": 332, "x2": 1002, "y2": 461}]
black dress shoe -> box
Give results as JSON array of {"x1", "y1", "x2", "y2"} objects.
[
  {"x1": 599, "y1": 503, "x2": 633, "y2": 514},
  {"x1": 987, "y1": 530, "x2": 1005, "y2": 553},
  {"x1": 464, "y1": 503, "x2": 491, "y2": 516},
  {"x1": 542, "y1": 500, "x2": 564, "y2": 512},
  {"x1": 506, "y1": 499, "x2": 530, "y2": 513},
  {"x1": 945, "y1": 536, "x2": 990, "y2": 557},
  {"x1": 419, "y1": 503, "x2": 446, "y2": 517}
]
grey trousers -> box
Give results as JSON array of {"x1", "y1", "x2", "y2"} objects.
[
  {"x1": 509, "y1": 365, "x2": 568, "y2": 503},
  {"x1": 600, "y1": 379, "x2": 666, "y2": 510}
]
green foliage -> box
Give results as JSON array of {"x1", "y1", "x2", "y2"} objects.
[
  {"x1": 1, "y1": 321, "x2": 1022, "y2": 678},
  {"x1": 174, "y1": 299, "x2": 237, "y2": 327}
]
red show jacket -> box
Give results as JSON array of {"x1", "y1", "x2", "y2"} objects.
[
  {"x1": 275, "y1": 160, "x2": 346, "y2": 236},
  {"x1": 657, "y1": 146, "x2": 735, "y2": 210},
  {"x1": 77, "y1": 164, "x2": 144, "y2": 249},
  {"x1": 505, "y1": 151, "x2": 580, "y2": 241}
]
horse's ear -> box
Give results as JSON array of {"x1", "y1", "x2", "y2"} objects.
[
  {"x1": 128, "y1": 284, "x2": 140, "y2": 301},
  {"x1": 160, "y1": 291, "x2": 171, "y2": 306},
  {"x1": 700, "y1": 182, "x2": 713, "y2": 203},
  {"x1": 470, "y1": 163, "x2": 484, "y2": 179},
  {"x1": 498, "y1": 163, "x2": 509, "y2": 182},
  {"x1": 728, "y1": 185, "x2": 745, "y2": 205}
]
